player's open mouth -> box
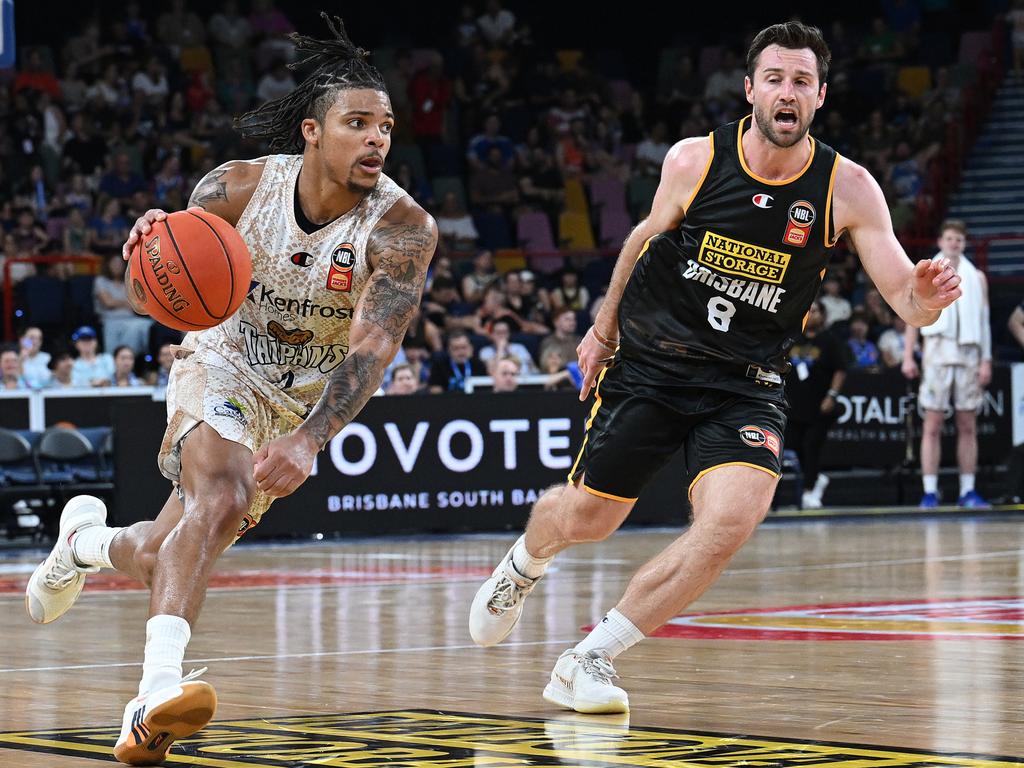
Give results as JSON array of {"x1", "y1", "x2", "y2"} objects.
[
  {"x1": 774, "y1": 109, "x2": 798, "y2": 127},
  {"x1": 358, "y1": 156, "x2": 383, "y2": 172}
]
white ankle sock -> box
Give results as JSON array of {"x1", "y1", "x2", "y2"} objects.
[
  {"x1": 511, "y1": 535, "x2": 552, "y2": 579},
  {"x1": 138, "y1": 615, "x2": 191, "y2": 696},
  {"x1": 70, "y1": 526, "x2": 123, "y2": 569},
  {"x1": 574, "y1": 608, "x2": 645, "y2": 660},
  {"x1": 923, "y1": 475, "x2": 938, "y2": 494},
  {"x1": 959, "y1": 473, "x2": 975, "y2": 496}
]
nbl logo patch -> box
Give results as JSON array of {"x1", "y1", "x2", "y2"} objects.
[
  {"x1": 738, "y1": 425, "x2": 781, "y2": 457},
  {"x1": 327, "y1": 243, "x2": 356, "y2": 291},
  {"x1": 783, "y1": 200, "x2": 816, "y2": 247}
]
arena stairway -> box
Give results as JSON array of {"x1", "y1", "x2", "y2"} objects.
[{"x1": 947, "y1": 71, "x2": 1024, "y2": 277}]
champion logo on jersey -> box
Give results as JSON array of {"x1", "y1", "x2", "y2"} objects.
[
  {"x1": 291, "y1": 251, "x2": 313, "y2": 267},
  {"x1": 751, "y1": 193, "x2": 773, "y2": 209},
  {"x1": 327, "y1": 243, "x2": 356, "y2": 292}
]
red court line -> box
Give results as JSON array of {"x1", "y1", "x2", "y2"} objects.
[{"x1": 0, "y1": 566, "x2": 492, "y2": 594}]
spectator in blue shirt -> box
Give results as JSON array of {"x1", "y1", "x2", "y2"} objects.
[
  {"x1": 847, "y1": 312, "x2": 880, "y2": 370},
  {"x1": 18, "y1": 326, "x2": 51, "y2": 389},
  {"x1": 1, "y1": 345, "x2": 29, "y2": 390},
  {"x1": 467, "y1": 114, "x2": 515, "y2": 171},
  {"x1": 112, "y1": 345, "x2": 142, "y2": 387},
  {"x1": 70, "y1": 326, "x2": 115, "y2": 387},
  {"x1": 428, "y1": 330, "x2": 486, "y2": 393},
  {"x1": 99, "y1": 151, "x2": 145, "y2": 202}
]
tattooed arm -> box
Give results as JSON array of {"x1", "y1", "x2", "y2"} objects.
[
  {"x1": 186, "y1": 158, "x2": 266, "y2": 225},
  {"x1": 122, "y1": 158, "x2": 266, "y2": 260},
  {"x1": 253, "y1": 199, "x2": 438, "y2": 497}
]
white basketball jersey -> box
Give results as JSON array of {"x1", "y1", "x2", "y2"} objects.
[{"x1": 188, "y1": 154, "x2": 407, "y2": 420}]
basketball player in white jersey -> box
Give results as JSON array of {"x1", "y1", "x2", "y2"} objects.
[{"x1": 24, "y1": 15, "x2": 436, "y2": 765}]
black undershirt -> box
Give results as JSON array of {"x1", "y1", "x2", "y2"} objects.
[{"x1": 293, "y1": 173, "x2": 335, "y2": 235}]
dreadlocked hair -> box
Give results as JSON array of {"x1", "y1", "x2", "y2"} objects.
[{"x1": 234, "y1": 12, "x2": 387, "y2": 154}]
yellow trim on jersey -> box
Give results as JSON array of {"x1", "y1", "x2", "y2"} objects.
[
  {"x1": 581, "y1": 484, "x2": 638, "y2": 503},
  {"x1": 687, "y1": 461, "x2": 780, "y2": 500},
  {"x1": 802, "y1": 266, "x2": 830, "y2": 331},
  {"x1": 682, "y1": 131, "x2": 716, "y2": 214},
  {"x1": 568, "y1": 436, "x2": 589, "y2": 482},
  {"x1": 736, "y1": 116, "x2": 816, "y2": 186},
  {"x1": 633, "y1": 236, "x2": 654, "y2": 265},
  {"x1": 824, "y1": 153, "x2": 842, "y2": 246},
  {"x1": 567, "y1": 366, "x2": 610, "y2": 482}
]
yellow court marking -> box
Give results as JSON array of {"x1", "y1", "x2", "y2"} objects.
[{"x1": 1, "y1": 710, "x2": 1021, "y2": 767}]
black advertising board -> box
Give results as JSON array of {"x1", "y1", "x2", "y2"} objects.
[{"x1": 821, "y1": 366, "x2": 1012, "y2": 468}]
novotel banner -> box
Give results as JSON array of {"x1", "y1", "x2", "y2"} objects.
[
  {"x1": 261, "y1": 391, "x2": 588, "y2": 536},
  {"x1": 113, "y1": 391, "x2": 613, "y2": 536}
]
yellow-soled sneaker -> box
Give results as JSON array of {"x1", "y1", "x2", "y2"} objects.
[{"x1": 113, "y1": 669, "x2": 216, "y2": 766}]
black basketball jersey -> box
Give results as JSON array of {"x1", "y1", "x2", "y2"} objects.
[{"x1": 618, "y1": 116, "x2": 840, "y2": 397}]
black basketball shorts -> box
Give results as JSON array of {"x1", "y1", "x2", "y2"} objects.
[{"x1": 567, "y1": 360, "x2": 787, "y2": 502}]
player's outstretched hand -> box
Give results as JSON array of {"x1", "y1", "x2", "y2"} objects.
[
  {"x1": 912, "y1": 257, "x2": 962, "y2": 311},
  {"x1": 576, "y1": 325, "x2": 617, "y2": 402},
  {"x1": 253, "y1": 430, "x2": 319, "y2": 498}
]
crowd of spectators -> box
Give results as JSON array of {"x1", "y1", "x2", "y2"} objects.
[{"x1": 0, "y1": 1, "x2": 989, "y2": 392}]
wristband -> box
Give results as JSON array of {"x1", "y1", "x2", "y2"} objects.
[
  {"x1": 827, "y1": 388, "x2": 840, "y2": 398},
  {"x1": 591, "y1": 326, "x2": 618, "y2": 349}
]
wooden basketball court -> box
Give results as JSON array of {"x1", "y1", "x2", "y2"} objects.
[{"x1": 1, "y1": 517, "x2": 1023, "y2": 766}]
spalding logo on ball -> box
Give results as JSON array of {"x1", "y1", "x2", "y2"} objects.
[{"x1": 128, "y1": 210, "x2": 253, "y2": 331}]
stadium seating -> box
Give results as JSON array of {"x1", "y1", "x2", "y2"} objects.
[
  {"x1": 516, "y1": 211, "x2": 556, "y2": 251},
  {"x1": 588, "y1": 176, "x2": 627, "y2": 215},
  {"x1": 558, "y1": 211, "x2": 596, "y2": 250},
  {"x1": 897, "y1": 66, "x2": 932, "y2": 100},
  {"x1": 0, "y1": 429, "x2": 44, "y2": 489},
  {"x1": 474, "y1": 211, "x2": 514, "y2": 249},
  {"x1": 493, "y1": 248, "x2": 527, "y2": 274},
  {"x1": 599, "y1": 208, "x2": 632, "y2": 248},
  {"x1": 432, "y1": 176, "x2": 468, "y2": 209},
  {"x1": 0, "y1": 426, "x2": 113, "y2": 506},
  {"x1": 563, "y1": 179, "x2": 589, "y2": 215},
  {"x1": 66, "y1": 274, "x2": 99, "y2": 329}
]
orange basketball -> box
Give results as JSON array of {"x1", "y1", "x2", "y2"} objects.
[{"x1": 128, "y1": 210, "x2": 252, "y2": 332}]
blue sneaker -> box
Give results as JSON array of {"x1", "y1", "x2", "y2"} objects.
[
  {"x1": 957, "y1": 490, "x2": 991, "y2": 509},
  {"x1": 919, "y1": 492, "x2": 940, "y2": 509}
]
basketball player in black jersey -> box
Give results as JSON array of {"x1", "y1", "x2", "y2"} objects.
[{"x1": 470, "y1": 21, "x2": 962, "y2": 713}]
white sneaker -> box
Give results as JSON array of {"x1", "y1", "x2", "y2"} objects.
[
  {"x1": 113, "y1": 668, "x2": 216, "y2": 766},
  {"x1": 801, "y1": 490, "x2": 822, "y2": 509},
  {"x1": 543, "y1": 649, "x2": 629, "y2": 714},
  {"x1": 469, "y1": 538, "x2": 541, "y2": 646},
  {"x1": 25, "y1": 495, "x2": 107, "y2": 624}
]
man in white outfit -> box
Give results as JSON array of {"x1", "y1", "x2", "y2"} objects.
[
  {"x1": 902, "y1": 219, "x2": 992, "y2": 508},
  {"x1": 24, "y1": 14, "x2": 436, "y2": 765}
]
